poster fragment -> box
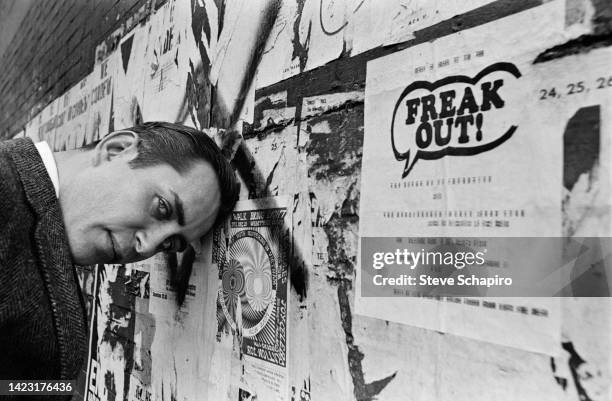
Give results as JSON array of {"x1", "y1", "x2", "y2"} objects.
[{"x1": 256, "y1": 0, "x2": 502, "y2": 88}]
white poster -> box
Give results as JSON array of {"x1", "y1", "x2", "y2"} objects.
[{"x1": 356, "y1": 1, "x2": 599, "y2": 355}]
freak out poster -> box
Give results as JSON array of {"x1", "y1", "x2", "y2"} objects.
[{"x1": 356, "y1": 2, "x2": 612, "y2": 355}]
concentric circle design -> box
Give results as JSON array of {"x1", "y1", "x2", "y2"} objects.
[
  {"x1": 220, "y1": 229, "x2": 276, "y2": 338},
  {"x1": 220, "y1": 258, "x2": 246, "y2": 330}
]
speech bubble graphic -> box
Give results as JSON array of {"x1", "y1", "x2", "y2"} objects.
[{"x1": 390, "y1": 62, "x2": 522, "y2": 178}]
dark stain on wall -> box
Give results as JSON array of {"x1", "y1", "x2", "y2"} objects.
[
  {"x1": 563, "y1": 106, "x2": 600, "y2": 192},
  {"x1": 292, "y1": 0, "x2": 311, "y2": 73},
  {"x1": 534, "y1": 34, "x2": 612, "y2": 64},
  {"x1": 562, "y1": 341, "x2": 594, "y2": 401},
  {"x1": 550, "y1": 356, "x2": 568, "y2": 390},
  {"x1": 104, "y1": 370, "x2": 117, "y2": 401},
  {"x1": 338, "y1": 282, "x2": 397, "y2": 400}
]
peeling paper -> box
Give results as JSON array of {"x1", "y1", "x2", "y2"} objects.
[
  {"x1": 351, "y1": 0, "x2": 499, "y2": 53},
  {"x1": 311, "y1": 227, "x2": 330, "y2": 268},
  {"x1": 301, "y1": 91, "x2": 364, "y2": 120},
  {"x1": 141, "y1": 0, "x2": 197, "y2": 124},
  {"x1": 113, "y1": 25, "x2": 149, "y2": 130}
]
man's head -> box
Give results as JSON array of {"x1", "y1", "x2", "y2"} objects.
[{"x1": 59, "y1": 122, "x2": 239, "y2": 265}]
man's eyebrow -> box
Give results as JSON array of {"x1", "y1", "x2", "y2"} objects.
[{"x1": 171, "y1": 191, "x2": 185, "y2": 226}]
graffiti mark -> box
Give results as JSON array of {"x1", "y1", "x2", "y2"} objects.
[
  {"x1": 291, "y1": 377, "x2": 311, "y2": 401},
  {"x1": 319, "y1": 0, "x2": 348, "y2": 35},
  {"x1": 292, "y1": 0, "x2": 311, "y2": 72},
  {"x1": 563, "y1": 106, "x2": 600, "y2": 192},
  {"x1": 192, "y1": 0, "x2": 212, "y2": 47},
  {"x1": 338, "y1": 282, "x2": 396, "y2": 401},
  {"x1": 550, "y1": 357, "x2": 568, "y2": 390},
  {"x1": 562, "y1": 342, "x2": 594, "y2": 401},
  {"x1": 214, "y1": 0, "x2": 226, "y2": 35},
  {"x1": 120, "y1": 35, "x2": 134, "y2": 74},
  {"x1": 105, "y1": 371, "x2": 117, "y2": 401}
]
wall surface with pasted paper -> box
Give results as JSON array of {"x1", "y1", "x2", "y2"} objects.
[{"x1": 2, "y1": 0, "x2": 612, "y2": 400}]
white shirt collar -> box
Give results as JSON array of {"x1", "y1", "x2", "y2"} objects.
[{"x1": 34, "y1": 141, "x2": 60, "y2": 198}]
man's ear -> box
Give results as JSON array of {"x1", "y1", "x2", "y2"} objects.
[{"x1": 92, "y1": 130, "x2": 139, "y2": 166}]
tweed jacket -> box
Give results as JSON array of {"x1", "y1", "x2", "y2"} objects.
[{"x1": 0, "y1": 138, "x2": 87, "y2": 384}]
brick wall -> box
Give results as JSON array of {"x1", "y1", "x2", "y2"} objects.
[{"x1": 0, "y1": 0, "x2": 155, "y2": 139}]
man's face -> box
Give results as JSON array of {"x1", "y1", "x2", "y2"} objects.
[{"x1": 60, "y1": 131, "x2": 221, "y2": 265}]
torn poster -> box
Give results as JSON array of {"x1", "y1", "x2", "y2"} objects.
[
  {"x1": 214, "y1": 196, "x2": 291, "y2": 401},
  {"x1": 51, "y1": 78, "x2": 90, "y2": 150},
  {"x1": 113, "y1": 25, "x2": 148, "y2": 130},
  {"x1": 141, "y1": 0, "x2": 196, "y2": 124},
  {"x1": 87, "y1": 52, "x2": 116, "y2": 141},
  {"x1": 86, "y1": 264, "x2": 135, "y2": 401},
  {"x1": 256, "y1": 0, "x2": 502, "y2": 89},
  {"x1": 356, "y1": 1, "x2": 599, "y2": 355},
  {"x1": 148, "y1": 252, "x2": 202, "y2": 319}
]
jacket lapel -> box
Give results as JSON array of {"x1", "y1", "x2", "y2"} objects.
[{"x1": 9, "y1": 138, "x2": 87, "y2": 379}]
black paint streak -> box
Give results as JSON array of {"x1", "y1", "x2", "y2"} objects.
[
  {"x1": 550, "y1": 356, "x2": 568, "y2": 390},
  {"x1": 169, "y1": 245, "x2": 196, "y2": 306},
  {"x1": 192, "y1": 0, "x2": 211, "y2": 46},
  {"x1": 214, "y1": 0, "x2": 226, "y2": 36},
  {"x1": 292, "y1": 0, "x2": 311, "y2": 72},
  {"x1": 264, "y1": 152, "x2": 282, "y2": 195},
  {"x1": 338, "y1": 282, "x2": 396, "y2": 401},
  {"x1": 213, "y1": 0, "x2": 282, "y2": 129},
  {"x1": 319, "y1": 0, "x2": 348, "y2": 36},
  {"x1": 120, "y1": 35, "x2": 134, "y2": 73},
  {"x1": 104, "y1": 371, "x2": 116, "y2": 401},
  {"x1": 533, "y1": 34, "x2": 612, "y2": 64},
  {"x1": 562, "y1": 342, "x2": 594, "y2": 401},
  {"x1": 233, "y1": 142, "x2": 263, "y2": 198},
  {"x1": 563, "y1": 106, "x2": 600, "y2": 192},
  {"x1": 290, "y1": 193, "x2": 309, "y2": 302}
]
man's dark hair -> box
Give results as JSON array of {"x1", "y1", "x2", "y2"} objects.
[{"x1": 124, "y1": 121, "x2": 239, "y2": 227}]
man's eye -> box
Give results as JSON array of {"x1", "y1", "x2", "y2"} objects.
[
  {"x1": 160, "y1": 237, "x2": 187, "y2": 253},
  {"x1": 158, "y1": 197, "x2": 171, "y2": 219},
  {"x1": 161, "y1": 238, "x2": 175, "y2": 252}
]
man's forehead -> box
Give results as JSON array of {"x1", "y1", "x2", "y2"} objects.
[{"x1": 172, "y1": 160, "x2": 221, "y2": 230}]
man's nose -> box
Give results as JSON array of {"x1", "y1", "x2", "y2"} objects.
[{"x1": 134, "y1": 226, "x2": 173, "y2": 258}]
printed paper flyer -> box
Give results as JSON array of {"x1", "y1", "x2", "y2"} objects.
[
  {"x1": 214, "y1": 197, "x2": 291, "y2": 401},
  {"x1": 357, "y1": 2, "x2": 606, "y2": 355}
]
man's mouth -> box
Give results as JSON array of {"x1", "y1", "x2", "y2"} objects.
[{"x1": 107, "y1": 230, "x2": 120, "y2": 263}]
